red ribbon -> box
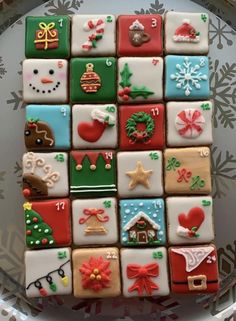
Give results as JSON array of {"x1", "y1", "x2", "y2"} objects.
[
  {"x1": 79, "y1": 208, "x2": 109, "y2": 224},
  {"x1": 129, "y1": 131, "x2": 151, "y2": 145},
  {"x1": 127, "y1": 263, "x2": 159, "y2": 295},
  {"x1": 178, "y1": 110, "x2": 203, "y2": 136}
]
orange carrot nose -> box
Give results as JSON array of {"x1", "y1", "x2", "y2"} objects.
[{"x1": 41, "y1": 77, "x2": 53, "y2": 84}]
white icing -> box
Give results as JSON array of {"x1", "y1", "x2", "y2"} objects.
[
  {"x1": 121, "y1": 248, "x2": 169, "y2": 297},
  {"x1": 117, "y1": 151, "x2": 163, "y2": 198},
  {"x1": 71, "y1": 15, "x2": 116, "y2": 56},
  {"x1": 91, "y1": 108, "x2": 115, "y2": 124},
  {"x1": 172, "y1": 246, "x2": 214, "y2": 272},
  {"x1": 165, "y1": 12, "x2": 209, "y2": 54},
  {"x1": 129, "y1": 19, "x2": 145, "y2": 31},
  {"x1": 167, "y1": 101, "x2": 213, "y2": 146},
  {"x1": 23, "y1": 59, "x2": 68, "y2": 103},
  {"x1": 123, "y1": 211, "x2": 160, "y2": 231}
]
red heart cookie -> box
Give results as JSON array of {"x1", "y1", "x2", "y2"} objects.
[
  {"x1": 77, "y1": 120, "x2": 106, "y2": 143},
  {"x1": 178, "y1": 207, "x2": 205, "y2": 230}
]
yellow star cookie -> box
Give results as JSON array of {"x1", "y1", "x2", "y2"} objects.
[{"x1": 126, "y1": 161, "x2": 153, "y2": 190}]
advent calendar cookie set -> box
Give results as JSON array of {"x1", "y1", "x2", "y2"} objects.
[{"x1": 22, "y1": 12, "x2": 219, "y2": 299}]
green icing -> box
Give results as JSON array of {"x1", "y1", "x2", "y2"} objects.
[
  {"x1": 70, "y1": 57, "x2": 117, "y2": 103},
  {"x1": 25, "y1": 16, "x2": 70, "y2": 58},
  {"x1": 24, "y1": 207, "x2": 55, "y2": 248},
  {"x1": 70, "y1": 152, "x2": 117, "y2": 197}
]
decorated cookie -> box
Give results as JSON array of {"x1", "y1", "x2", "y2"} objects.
[
  {"x1": 118, "y1": 57, "x2": 163, "y2": 103},
  {"x1": 165, "y1": 12, "x2": 209, "y2": 54},
  {"x1": 166, "y1": 196, "x2": 214, "y2": 244},
  {"x1": 169, "y1": 244, "x2": 219, "y2": 293},
  {"x1": 70, "y1": 150, "x2": 116, "y2": 196},
  {"x1": 23, "y1": 59, "x2": 68, "y2": 103},
  {"x1": 117, "y1": 151, "x2": 163, "y2": 198},
  {"x1": 164, "y1": 147, "x2": 211, "y2": 194},
  {"x1": 120, "y1": 199, "x2": 166, "y2": 246},
  {"x1": 72, "y1": 104, "x2": 117, "y2": 149},
  {"x1": 121, "y1": 248, "x2": 169, "y2": 297},
  {"x1": 25, "y1": 16, "x2": 70, "y2": 58},
  {"x1": 72, "y1": 198, "x2": 118, "y2": 246},
  {"x1": 167, "y1": 101, "x2": 213, "y2": 147},
  {"x1": 22, "y1": 152, "x2": 68, "y2": 199},
  {"x1": 23, "y1": 199, "x2": 71, "y2": 249},
  {"x1": 71, "y1": 15, "x2": 116, "y2": 56},
  {"x1": 165, "y1": 55, "x2": 210, "y2": 100},
  {"x1": 119, "y1": 104, "x2": 165, "y2": 150},
  {"x1": 70, "y1": 57, "x2": 116, "y2": 103},
  {"x1": 25, "y1": 105, "x2": 70, "y2": 150},
  {"x1": 72, "y1": 247, "x2": 121, "y2": 298},
  {"x1": 25, "y1": 247, "x2": 72, "y2": 297},
  {"x1": 117, "y1": 15, "x2": 163, "y2": 56}
]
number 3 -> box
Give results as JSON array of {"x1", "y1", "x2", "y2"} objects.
[{"x1": 151, "y1": 18, "x2": 157, "y2": 28}]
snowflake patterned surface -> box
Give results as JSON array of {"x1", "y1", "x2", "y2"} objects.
[
  {"x1": 165, "y1": 55, "x2": 210, "y2": 99},
  {"x1": 120, "y1": 199, "x2": 166, "y2": 246},
  {"x1": 0, "y1": 57, "x2": 7, "y2": 79}
]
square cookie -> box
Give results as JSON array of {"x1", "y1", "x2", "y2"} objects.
[
  {"x1": 23, "y1": 59, "x2": 68, "y2": 103},
  {"x1": 25, "y1": 16, "x2": 70, "y2": 58},
  {"x1": 22, "y1": 152, "x2": 68, "y2": 199},
  {"x1": 169, "y1": 244, "x2": 219, "y2": 293},
  {"x1": 119, "y1": 104, "x2": 165, "y2": 150},
  {"x1": 118, "y1": 57, "x2": 163, "y2": 103},
  {"x1": 71, "y1": 15, "x2": 116, "y2": 56},
  {"x1": 167, "y1": 101, "x2": 213, "y2": 147},
  {"x1": 121, "y1": 248, "x2": 169, "y2": 297},
  {"x1": 73, "y1": 247, "x2": 121, "y2": 298},
  {"x1": 120, "y1": 198, "x2": 166, "y2": 246},
  {"x1": 72, "y1": 198, "x2": 118, "y2": 246},
  {"x1": 70, "y1": 57, "x2": 116, "y2": 103},
  {"x1": 25, "y1": 105, "x2": 71, "y2": 150},
  {"x1": 117, "y1": 151, "x2": 163, "y2": 198},
  {"x1": 165, "y1": 12, "x2": 209, "y2": 54},
  {"x1": 118, "y1": 15, "x2": 163, "y2": 56},
  {"x1": 164, "y1": 147, "x2": 211, "y2": 194},
  {"x1": 24, "y1": 199, "x2": 71, "y2": 248},
  {"x1": 165, "y1": 55, "x2": 210, "y2": 100},
  {"x1": 166, "y1": 196, "x2": 214, "y2": 245},
  {"x1": 70, "y1": 150, "x2": 117, "y2": 197},
  {"x1": 25, "y1": 247, "x2": 72, "y2": 297},
  {"x1": 72, "y1": 104, "x2": 117, "y2": 149}
]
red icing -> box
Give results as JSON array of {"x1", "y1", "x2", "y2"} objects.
[
  {"x1": 39, "y1": 287, "x2": 48, "y2": 297},
  {"x1": 119, "y1": 104, "x2": 165, "y2": 150},
  {"x1": 118, "y1": 15, "x2": 163, "y2": 56},
  {"x1": 178, "y1": 207, "x2": 205, "y2": 230},
  {"x1": 174, "y1": 21, "x2": 198, "y2": 39},
  {"x1": 177, "y1": 110, "x2": 204, "y2": 137},
  {"x1": 127, "y1": 263, "x2": 159, "y2": 295},
  {"x1": 30, "y1": 199, "x2": 71, "y2": 246},
  {"x1": 26, "y1": 230, "x2": 32, "y2": 235},
  {"x1": 79, "y1": 208, "x2": 109, "y2": 224},
  {"x1": 71, "y1": 151, "x2": 113, "y2": 167},
  {"x1": 77, "y1": 119, "x2": 108, "y2": 143},
  {"x1": 177, "y1": 168, "x2": 192, "y2": 183},
  {"x1": 23, "y1": 188, "x2": 31, "y2": 197},
  {"x1": 33, "y1": 217, "x2": 38, "y2": 222}
]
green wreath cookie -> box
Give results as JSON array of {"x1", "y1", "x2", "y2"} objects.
[{"x1": 126, "y1": 112, "x2": 155, "y2": 144}]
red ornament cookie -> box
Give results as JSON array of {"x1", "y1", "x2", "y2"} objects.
[
  {"x1": 118, "y1": 15, "x2": 163, "y2": 56},
  {"x1": 119, "y1": 104, "x2": 165, "y2": 150}
]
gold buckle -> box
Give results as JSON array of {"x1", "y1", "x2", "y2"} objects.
[{"x1": 187, "y1": 275, "x2": 207, "y2": 291}]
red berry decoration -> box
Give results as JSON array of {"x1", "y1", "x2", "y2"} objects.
[
  {"x1": 33, "y1": 217, "x2": 38, "y2": 222},
  {"x1": 26, "y1": 230, "x2": 32, "y2": 235},
  {"x1": 118, "y1": 90, "x2": 124, "y2": 97},
  {"x1": 124, "y1": 87, "x2": 131, "y2": 94},
  {"x1": 123, "y1": 94, "x2": 129, "y2": 101},
  {"x1": 23, "y1": 188, "x2": 31, "y2": 197},
  {"x1": 41, "y1": 238, "x2": 48, "y2": 245}
]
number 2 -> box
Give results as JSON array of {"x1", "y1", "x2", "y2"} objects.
[
  {"x1": 151, "y1": 18, "x2": 157, "y2": 28},
  {"x1": 106, "y1": 251, "x2": 117, "y2": 259}
]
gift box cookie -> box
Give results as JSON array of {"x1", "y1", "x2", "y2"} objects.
[
  {"x1": 25, "y1": 247, "x2": 72, "y2": 297},
  {"x1": 71, "y1": 15, "x2": 116, "y2": 56},
  {"x1": 165, "y1": 55, "x2": 210, "y2": 100},
  {"x1": 72, "y1": 198, "x2": 118, "y2": 246},
  {"x1": 117, "y1": 151, "x2": 163, "y2": 198},
  {"x1": 25, "y1": 16, "x2": 70, "y2": 58},
  {"x1": 72, "y1": 104, "x2": 117, "y2": 149},
  {"x1": 23, "y1": 59, "x2": 68, "y2": 103},
  {"x1": 167, "y1": 101, "x2": 213, "y2": 147},
  {"x1": 73, "y1": 247, "x2": 121, "y2": 298},
  {"x1": 166, "y1": 196, "x2": 214, "y2": 244},
  {"x1": 22, "y1": 152, "x2": 68, "y2": 199},
  {"x1": 70, "y1": 150, "x2": 117, "y2": 196},
  {"x1": 165, "y1": 12, "x2": 209, "y2": 54},
  {"x1": 23, "y1": 199, "x2": 71, "y2": 248},
  {"x1": 169, "y1": 244, "x2": 219, "y2": 293},
  {"x1": 25, "y1": 105, "x2": 70, "y2": 150},
  {"x1": 70, "y1": 57, "x2": 116, "y2": 103},
  {"x1": 164, "y1": 147, "x2": 211, "y2": 194},
  {"x1": 118, "y1": 57, "x2": 163, "y2": 103},
  {"x1": 118, "y1": 14, "x2": 163, "y2": 56},
  {"x1": 119, "y1": 104, "x2": 165, "y2": 150},
  {"x1": 120, "y1": 198, "x2": 166, "y2": 246},
  {"x1": 121, "y1": 248, "x2": 169, "y2": 297}
]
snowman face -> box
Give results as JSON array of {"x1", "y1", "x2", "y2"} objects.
[{"x1": 23, "y1": 59, "x2": 68, "y2": 103}]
